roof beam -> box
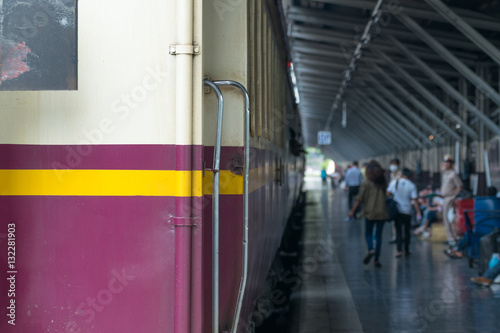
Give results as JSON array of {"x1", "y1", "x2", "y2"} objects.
[
  {"x1": 370, "y1": 63, "x2": 462, "y2": 141},
  {"x1": 423, "y1": 0, "x2": 500, "y2": 66},
  {"x1": 287, "y1": 8, "x2": 495, "y2": 51},
  {"x1": 372, "y1": 49, "x2": 478, "y2": 140},
  {"x1": 349, "y1": 92, "x2": 424, "y2": 148},
  {"x1": 291, "y1": 25, "x2": 478, "y2": 61},
  {"x1": 386, "y1": 35, "x2": 500, "y2": 136},
  {"x1": 354, "y1": 89, "x2": 432, "y2": 145},
  {"x1": 396, "y1": 14, "x2": 500, "y2": 109},
  {"x1": 314, "y1": 0, "x2": 500, "y2": 31},
  {"x1": 362, "y1": 74, "x2": 440, "y2": 142},
  {"x1": 347, "y1": 99, "x2": 413, "y2": 149}
]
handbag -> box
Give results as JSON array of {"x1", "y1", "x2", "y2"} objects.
[{"x1": 386, "y1": 180, "x2": 399, "y2": 220}]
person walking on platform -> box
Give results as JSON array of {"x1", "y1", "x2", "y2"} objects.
[
  {"x1": 389, "y1": 159, "x2": 402, "y2": 181},
  {"x1": 387, "y1": 168, "x2": 422, "y2": 257},
  {"x1": 441, "y1": 155, "x2": 463, "y2": 248},
  {"x1": 348, "y1": 160, "x2": 389, "y2": 267},
  {"x1": 345, "y1": 161, "x2": 363, "y2": 218},
  {"x1": 388, "y1": 158, "x2": 401, "y2": 244}
]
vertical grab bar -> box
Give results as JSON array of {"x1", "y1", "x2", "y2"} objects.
[
  {"x1": 203, "y1": 79, "x2": 224, "y2": 333},
  {"x1": 212, "y1": 80, "x2": 250, "y2": 333}
]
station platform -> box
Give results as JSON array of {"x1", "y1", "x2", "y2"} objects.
[{"x1": 289, "y1": 177, "x2": 499, "y2": 333}]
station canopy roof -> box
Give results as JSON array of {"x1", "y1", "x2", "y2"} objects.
[{"x1": 283, "y1": 0, "x2": 500, "y2": 161}]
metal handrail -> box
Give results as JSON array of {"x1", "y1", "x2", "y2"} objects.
[
  {"x1": 212, "y1": 80, "x2": 250, "y2": 333},
  {"x1": 203, "y1": 79, "x2": 224, "y2": 333}
]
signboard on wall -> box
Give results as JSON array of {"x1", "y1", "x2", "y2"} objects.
[
  {"x1": 318, "y1": 131, "x2": 331, "y2": 145},
  {"x1": 0, "y1": 0, "x2": 77, "y2": 90}
]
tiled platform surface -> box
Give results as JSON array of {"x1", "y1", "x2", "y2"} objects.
[{"x1": 289, "y1": 177, "x2": 500, "y2": 333}]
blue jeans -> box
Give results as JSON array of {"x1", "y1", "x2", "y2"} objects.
[
  {"x1": 365, "y1": 219, "x2": 386, "y2": 260},
  {"x1": 484, "y1": 262, "x2": 500, "y2": 281}
]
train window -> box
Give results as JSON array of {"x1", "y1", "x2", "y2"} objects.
[{"x1": 0, "y1": 0, "x2": 77, "y2": 90}]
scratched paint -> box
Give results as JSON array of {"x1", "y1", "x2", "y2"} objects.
[
  {"x1": 0, "y1": 39, "x2": 30, "y2": 82},
  {"x1": 0, "y1": 0, "x2": 76, "y2": 90}
]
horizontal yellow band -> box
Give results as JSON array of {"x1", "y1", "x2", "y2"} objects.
[
  {"x1": 0, "y1": 169, "x2": 203, "y2": 197},
  {"x1": 0, "y1": 168, "x2": 271, "y2": 197},
  {"x1": 203, "y1": 171, "x2": 244, "y2": 195}
]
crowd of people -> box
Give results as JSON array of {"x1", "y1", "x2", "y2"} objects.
[{"x1": 336, "y1": 156, "x2": 500, "y2": 288}]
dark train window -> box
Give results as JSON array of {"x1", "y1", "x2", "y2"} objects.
[{"x1": 0, "y1": 0, "x2": 77, "y2": 90}]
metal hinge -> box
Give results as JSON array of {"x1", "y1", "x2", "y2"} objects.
[
  {"x1": 167, "y1": 216, "x2": 201, "y2": 227},
  {"x1": 169, "y1": 43, "x2": 201, "y2": 55}
]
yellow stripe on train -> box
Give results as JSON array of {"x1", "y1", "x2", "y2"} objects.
[
  {"x1": 0, "y1": 169, "x2": 272, "y2": 196},
  {"x1": 0, "y1": 169, "x2": 204, "y2": 197}
]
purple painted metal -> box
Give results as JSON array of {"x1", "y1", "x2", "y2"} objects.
[
  {"x1": 0, "y1": 144, "x2": 202, "y2": 170},
  {"x1": 0, "y1": 143, "x2": 208, "y2": 333},
  {"x1": 201, "y1": 143, "x2": 305, "y2": 332},
  {"x1": 0, "y1": 196, "x2": 176, "y2": 333}
]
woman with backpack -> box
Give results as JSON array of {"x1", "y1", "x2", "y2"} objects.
[{"x1": 348, "y1": 160, "x2": 389, "y2": 267}]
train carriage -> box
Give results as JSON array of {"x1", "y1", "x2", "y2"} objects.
[{"x1": 0, "y1": 1, "x2": 303, "y2": 333}]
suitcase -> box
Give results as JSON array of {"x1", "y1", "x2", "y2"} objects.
[{"x1": 479, "y1": 229, "x2": 500, "y2": 275}]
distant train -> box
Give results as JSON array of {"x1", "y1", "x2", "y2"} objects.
[{"x1": 0, "y1": 1, "x2": 304, "y2": 333}]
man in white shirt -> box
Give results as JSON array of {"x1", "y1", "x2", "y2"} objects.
[
  {"x1": 388, "y1": 168, "x2": 422, "y2": 257},
  {"x1": 344, "y1": 161, "x2": 363, "y2": 215}
]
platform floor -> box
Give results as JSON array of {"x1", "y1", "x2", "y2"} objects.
[{"x1": 289, "y1": 177, "x2": 500, "y2": 333}]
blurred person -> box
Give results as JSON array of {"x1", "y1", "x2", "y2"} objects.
[
  {"x1": 321, "y1": 168, "x2": 327, "y2": 184},
  {"x1": 413, "y1": 195, "x2": 443, "y2": 240},
  {"x1": 388, "y1": 168, "x2": 422, "y2": 257},
  {"x1": 388, "y1": 158, "x2": 401, "y2": 244},
  {"x1": 441, "y1": 155, "x2": 463, "y2": 248},
  {"x1": 389, "y1": 158, "x2": 402, "y2": 181},
  {"x1": 349, "y1": 160, "x2": 389, "y2": 268},
  {"x1": 361, "y1": 162, "x2": 368, "y2": 179},
  {"x1": 345, "y1": 161, "x2": 363, "y2": 218}
]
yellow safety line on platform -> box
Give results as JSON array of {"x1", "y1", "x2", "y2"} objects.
[{"x1": 0, "y1": 169, "x2": 203, "y2": 197}]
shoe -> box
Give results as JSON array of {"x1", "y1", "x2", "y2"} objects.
[
  {"x1": 363, "y1": 252, "x2": 374, "y2": 264},
  {"x1": 470, "y1": 276, "x2": 493, "y2": 287},
  {"x1": 405, "y1": 251, "x2": 411, "y2": 257},
  {"x1": 443, "y1": 249, "x2": 463, "y2": 259},
  {"x1": 374, "y1": 260, "x2": 382, "y2": 267},
  {"x1": 421, "y1": 231, "x2": 431, "y2": 240},
  {"x1": 413, "y1": 226, "x2": 425, "y2": 235},
  {"x1": 388, "y1": 239, "x2": 397, "y2": 244},
  {"x1": 395, "y1": 252, "x2": 402, "y2": 258}
]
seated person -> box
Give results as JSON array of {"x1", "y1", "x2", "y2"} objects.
[
  {"x1": 418, "y1": 184, "x2": 434, "y2": 214},
  {"x1": 413, "y1": 195, "x2": 443, "y2": 239},
  {"x1": 471, "y1": 261, "x2": 500, "y2": 287}
]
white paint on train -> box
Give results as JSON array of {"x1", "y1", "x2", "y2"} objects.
[{"x1": 0, "y1": 0, "x2": 203, "y2": 146}]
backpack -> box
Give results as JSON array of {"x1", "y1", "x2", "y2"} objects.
[
  {"x1": 386, "y1": 197, "x2": 399, "y2": 221},
  {"x1": 386, "y1": 180, "x2": 400, "y2": 220}
]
